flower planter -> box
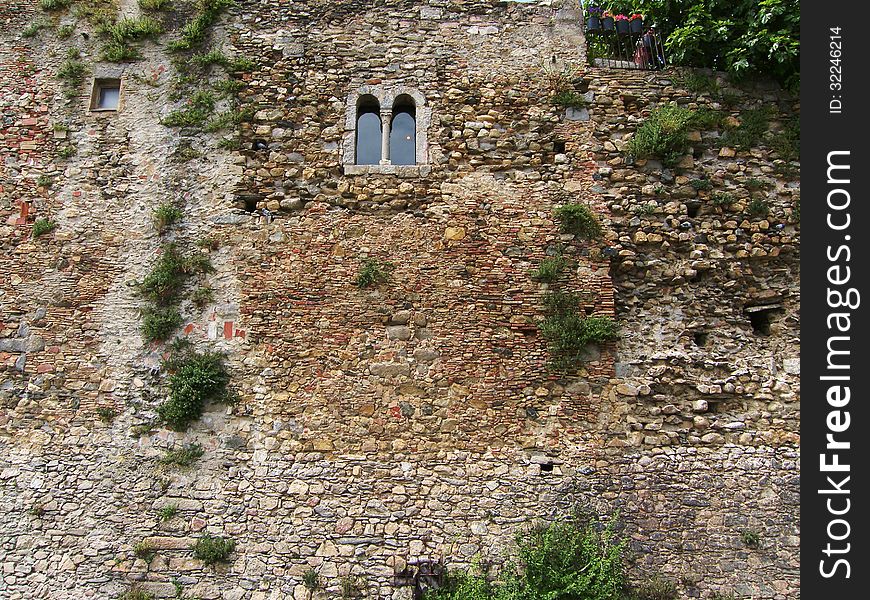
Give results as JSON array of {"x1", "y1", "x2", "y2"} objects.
[
  {"x1": 615, "y1": 19, "x2": 630, "y2": 35},
  {"x1": 602, "y1": 16, "x2": 615, "y2": 31},
  {"x1": 586, "y1": 16, "x2": 602, "y2": 32},
  {"x1": 630, "y1": 18, "x2": 644, "y2": 34}
]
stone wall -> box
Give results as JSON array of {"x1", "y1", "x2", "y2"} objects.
[{"x1": 1, "y1": 1, "x2": 799, "y2": 599}]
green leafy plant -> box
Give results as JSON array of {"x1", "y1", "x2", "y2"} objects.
[
  {"x1": 157, "y1": 350, "x2": 229, "y2": 430},
  {"x1": 37, "y1": 175, "x2": 53, "y2": 188},
  {"x1": 539, "y1": 292, "x2": 618, "y2": 372},
  {"x1": 710, "y1": 593, "x2": 737, "y2": 600},
  {"x1": 139, "y1": 0, "x2": 172, "y2": 10},
  {"x1": 196, "y1": 236, "x2": 220, "y2": 250},
  {"x1": 711, "y1": 192, "x2": 734, "y2": 207},
  {"x1": 168, "y1": 0, "x2": 236, "y2": 52},
  {"x1": 159, "y1": 443, "x2": 205, "y2": 466},
  {"x1": 120, "y1": 588, "x2": 155, "y2": 600},
  {"x1": 191, "y1": 286, "x2": 215, "y2": 307},
  {"x1": 204, "y1": 108, "x2": 253, "y2": 133},
  {"x1": 689, "y1": 107, "x2": 725, "y2": 130},
  {"x1": 141, "y1": 306, "x2": 183, "y2": 342},
  {"x1": 340, "y1": 575, "x2": 366, "y2": 599},
  {"x1": 133, "y1": 540, "x2": 156, "y2": 562},
  {"x1": 747, "y1": 198, "x2": 769, "y2": 217},
  {"x1": 690, "y1": 178, "x2": 713, "y2": 191},
  {"x1": 153, "y1": 204, "x2": 183, "y2": 233},
  {"x1": 633, "y1": 576, "x2": 678, "y2": 600},
  {"x1": 675, "y1": 71, "x2": 718, "y2": 94},
  {"x1": 32, "y1": 218, "x2": 57, "y2": 238},
  {"x1": 722, "y1": 108, "x2": 770, "y2": 150},
  {"x1": 158, "y1": 504, "x2": 179, "y2": 521},
  {"x1": 58, "y1": 144, "x2": 77, "y2": 158},
  {"x1": 56, "y1": 23, "x2": 75, "y2": 39},
  {"x1": 356, "y1": 258, "x2": 394, "y2": 288},
  {"x1": 140, "y1": 244, "x2": 188, "y2": 305},
  {"x1": 427, "y1": 515, "x2": 625, "y2": 600},
  {"x1": 57, "y1": 48, "x2": 88, "y2": 95},
  {"x1": 99, "y1": 17, "x2": 163, "y2": 62},
  {"x1": 192, "y1": 534, "x2": 235, "y2": 565},
  {"x1": 553, "y1": 202, "x2": 601, "y2": 239},
  {"x1": 23, "y1": 19, "x2": 51, "y2": 38},
  {"x1": 771, "y1": 117, "x2": 799, "y2": 161},
  {"x1": 551, "y1": 90, "x2": 587, "y2": 109},
  {"x1": 96, "y1": 407, "x2": 117, "y2": 422},
  {"x1": 531, "y1": 255, "x2": 567, "y2": 283},
  {"x1": 40, "y1": 0, "x2": 72, "y2": 9},
  {"x1": 740, "y1": 529, "x2": 761, "y2": 547},
  {"x1": 625, "y1": 104, "x2": 695, "y2": 167},
  {"x1": 302, "y1": 568, "x2": 321, "y2": 593},
  {"x1": 161, "y1": 91, "x2": 216, "y2": 127}
]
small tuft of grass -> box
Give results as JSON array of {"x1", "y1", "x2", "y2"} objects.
[
  {"x1": 553, "y1": 202, "x2": 601, "y2": 239},
  {"x1": 158, "y1": 504, "x2": 178, "y2": 521},
  {"x1": 531, "y1": 255, "x2": 567, "y2": 283},
  {"x1": 37, "y1": 175, "x2": 54, "y2": 188},
  {"x1": 133, "y1": 540, "x2": 156, "y2": 562},
  {"x1": 302, "y1": 568, "x2": 321, "y2": 591},
  {"x1": 676, "y1": 71, "x2": 718, "y2": 94},
  {"x1": 551, "y1": 90, "x2": 587, "y2": 109},
  {"x1": 747, "y1": 198, "x2": 769, "y2": 217},
  {"x1": 722, "y1": 107, "x2": 770, "y2": 150},
  {"x1": 634, "y1": 576, "x2": 678, "y2": 600},
  {"x1": 57, "y1": 48, "x2": 88, "y2": 93},
  {"x1": 689, "y1": 179, "x2": 713, "y2": 191},
  {"x1": 23, "y1": 19, "x2": 52, "y2": 38},
  {"x1": 356, "y1": 258, "x2": 394, "y2": 288},
  {"x1": 741, "y1": 529, "x2": 761, "y2": 547},
  {"x1": 192, "y1": 534, "x2": 235, "y2": 565},
  {"x1": 120, "y1": 588, "x2": 155, "y2": 600},
  {"x1": 191, "y1": 286, "x2": 215, "y2": 307},
  {"x1": 32, "y1": 218, "x2": 57, "y2": 238},
  {"x1": 195, "y1": 236, "x2": 220, "y2": 250},
  {"x1": 58, "y1": 144, "x2": 77, "y2": 158},
  {"x1": 159, "y1": 443, "x2": 205, "y2": 467},
  {"x1": 96, "y1": 407, "x2": 117, "y2": 422},
  {"x1": 161, "y1": 91, "x2": 216, "y2": 128},
  {"x1": 56, "y1": 23, "x2": 76, "y2": 39},
  {"x1": 40, "y1": 0, "x2": 72, "y2": 11},
  {"x1": 153, "y1": 204, "x2": 183, "y2": 233},
  {"x1": 711, "y1": 192, "x2": 734, "y2": 207},
  {"x1": 167, "y1": 0, "x2": 236, "y2": 52},
  {"x1": 138, "y1": 0, "x2": 172, "y2": 10},
  {"x1": 204, "y1": 108, "x2": 253, "y2": 133}
]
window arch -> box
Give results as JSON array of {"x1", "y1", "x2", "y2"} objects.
[
  {"x1": 390, "y1": 95, "x2": 416, "y2": 165},
  {"x1": 343, "y1": 86, "x2": 430, "y2": 174},
  {"x1": 355, "y1": 95, "x2": 382, "y2": 165}
]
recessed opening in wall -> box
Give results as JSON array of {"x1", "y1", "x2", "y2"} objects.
[
  {"x1": 554, "y1": 140, "x2": 566, "y2": 154},
  {"x1": 540, "y1": 462, "x2": 554, "y2": 473},
  {"x1": 252, "y1": 140, "x2": 269, "y2": 151},
  {"x1": 90, "y1": 78, "x2": 121, "y2": 111},
  {"x1": 238, "y1": 195, "x2": 259, "y2": 213},
  {"x1": 686, "y1": 203, "x2": 700, "y2": 218},
  {"x1": 745, "y1": 304, "x2": 784, "y2": 336},
  {"x1": 693, "y1": 331, "x2": 709, "y2": 346}
]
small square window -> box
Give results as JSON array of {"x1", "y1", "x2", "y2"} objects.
[{"x1": 90, "y1": 79, "x2": 121, "y2": 111}]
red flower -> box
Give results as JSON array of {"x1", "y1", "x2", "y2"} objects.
[
  {"x1": 614, "y1": 14, "x2": 629, "y2": 21},
  {"x1": 629, "y1": 13, "x2": 643, "y2": 21}
]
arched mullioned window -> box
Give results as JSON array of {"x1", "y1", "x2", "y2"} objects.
[
  {"x1": 389, "y1": 95, "x2": 416, "y2": 165},
  {"x1": 355, "y1": 95, "x2": 381, "y2": 165},
  {"x1": 343, "y1": 87, "x2": 429, "y2": 173}
]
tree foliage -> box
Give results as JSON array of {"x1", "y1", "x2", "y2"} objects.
[{"x1": 613, "y1": 0, "x2": 799, "y2": 89}]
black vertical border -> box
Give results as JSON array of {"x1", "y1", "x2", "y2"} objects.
[{"x1": 802, "y1": 0, "x2": 868, "y2": 597}]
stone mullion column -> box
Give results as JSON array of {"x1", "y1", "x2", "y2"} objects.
[{"x1": 379, "y1": 109, "x2": 392, "y2": 164}]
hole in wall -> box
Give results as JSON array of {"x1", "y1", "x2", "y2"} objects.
[
  {"x1": 686, "y1": 203, "x2": 700, "y2": 218},
  {"x1": 745, "y1": 304, "x2": 784, "y2": 336},
  {"x1": 540, "y1": 462, "x2": 554, "y2": 473},
  {"x1": 693, "y1": 331, "x2": 709, "y2": 346},
  {"x1": 554, "y1": 141, "x2": 566, "y2": 154}
]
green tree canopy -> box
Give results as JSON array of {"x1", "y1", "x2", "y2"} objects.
[{"x1": 593, "y1": 0, "x2": 800, "y2": 89}]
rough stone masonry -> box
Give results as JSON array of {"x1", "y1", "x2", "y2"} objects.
[{"x1": 0, "y1": 1, "x2": 799, "y2": 599}]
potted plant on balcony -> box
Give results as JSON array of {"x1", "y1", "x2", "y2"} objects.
[
  {"x1": 614, "y1": 14, "x2": 630, "y2": 35},
  {"x1": 602, "y1": 11, "x2": 615, "y2": 31},
  {"x1": 629, "y1": 13, "x2": 644, "y2": 34},
  {"x1": 586, "y1": 6, "x2": 603, "y2": 32}
]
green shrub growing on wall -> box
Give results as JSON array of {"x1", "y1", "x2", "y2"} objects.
[
  {"x1": 553, "y1": 203, "x2": 601, "y2": 239},
  {"x1": 140, "y1": 244, "x2": 188, "y2": 305},
  {"x1": 157, "y1": 350, "x2": 229, "y2": 430},
  {"x1": 141, "y1": 306, "x2": 183, "y2": 342},
  {"x1": 153, "y1": 203, "x2": 183, "y2": 233},
  {"x1": 531, "y1": 255, "x2": 567, "y2": 283},
  {"x1": 160, "y1": 443, "x2": 205, "y2": 466},
  {"x1": 32, "y1": 218, "x2": 57, "y2": 238},
  {"x1": 625, "y1": 104, "x2": 695, "y2": 167},
  {"x1": 356, "y1": 259, "x2": 394, "y2": 288},
  {"x1": 427, "y1": 515, "x2": 626, "y2": 600},
  {"x1": 192, "y1": 534, "x2": 235, "y2": 565},
  {"x1": 539, "y1": 292, "x2": 618, "y2": 372}
]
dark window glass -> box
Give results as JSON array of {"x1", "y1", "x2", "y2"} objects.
[
  {"x1": 356, "y1": 111, "x2": 381, "y2": 165},
  {"x1": 390, "y1": 111, "x2": 415, "y2": 165}
]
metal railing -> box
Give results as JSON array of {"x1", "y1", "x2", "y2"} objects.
[{"x1": 585, "y1": 22, "x2": 667, "y2": 71}]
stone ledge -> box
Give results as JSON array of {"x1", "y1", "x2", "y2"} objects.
[{"x1": 343, "y1": 164, "x2": 432, "y2": 177}]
